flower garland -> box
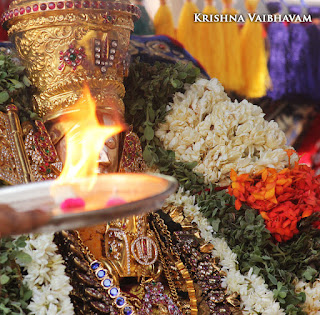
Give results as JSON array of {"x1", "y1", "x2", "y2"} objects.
[
  {"x1": 124, "y1": 62, "x2": 315, "y2": 312},
  {"x1": 3, "y1": 56, "x2": 317, "y2": 314},
  {"x1": 17, "y1": 233, "x2": 74, "y2": 315},
  {"x1": 156, "y1": 78, "x2": 298, "y2": 186},
  {"x1": 228, "y1": 154, "x2": 320, "y2": 242},
  {"x1": 163, "y1": 188, "x2": 285, "y2": 315}
]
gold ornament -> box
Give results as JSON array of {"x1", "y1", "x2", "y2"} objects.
[
  {"x1": 0, "y1": 105, "x2": 33, "y2": 184},
  {"x1": 2, "y1": 0, "x2": 140, "y2": 121}
]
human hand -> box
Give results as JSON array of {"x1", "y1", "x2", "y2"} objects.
[{"x1": 0, "y1": 204, "x2": 51, "y2": 237}]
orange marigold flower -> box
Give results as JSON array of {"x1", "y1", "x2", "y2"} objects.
[
  {"x1": 235, "y1": 199, "x2": 242, "y2": 211},
  {"x1": 228, "y1": 159, "x2": 320, "y2": 243}
]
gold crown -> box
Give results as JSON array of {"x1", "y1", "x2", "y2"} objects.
[{"x1": 2, "y1": 0, "x2": 140, "y2": 121}]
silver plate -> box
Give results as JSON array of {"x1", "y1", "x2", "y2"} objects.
[{"x1": 0, "y1": 173, "x2": 178, "y2": 233}]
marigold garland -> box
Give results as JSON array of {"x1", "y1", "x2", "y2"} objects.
[{"x1": 228, "y1": 150, "x2": 320, "y2": 242}]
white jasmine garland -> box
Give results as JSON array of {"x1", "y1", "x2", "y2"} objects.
[
  {"x1": 17, "y1": 233, "x2": 74, "y2": 315},
  {"x1": 295, "y1": 279, "x2": 320, "y2": 314},
  {"x1": 156, "y1": 78, "x2": 298, "y2": 186},
  {"x1": 163, "y1": 188, "x2": 285, "y2": 315}
]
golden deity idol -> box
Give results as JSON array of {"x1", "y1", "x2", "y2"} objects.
[{"x1": 3, "y1": 0, "x2": 161, "y2": 280}]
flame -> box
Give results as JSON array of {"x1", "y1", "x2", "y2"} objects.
[{"x1": 57, "y1": 85, "x2": 124, "y2": 187}]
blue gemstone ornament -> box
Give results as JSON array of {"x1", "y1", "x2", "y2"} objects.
[
  {"x1": 123, "y1": 306, "x2": 133, "y2": 315},
  {"x1": 102, "y1": 278, "x2": 112, "y2": 288},
  {"x1": 116, "y1": 296, "x2": 125, "y2": 307},
  {"x1": 109, "y1": 287, "x2": 119, "y2": 298},
  {"x1": 97, "y1": 269, "x2": 106, "y2": 279},
  {"x1": 90, "y1": 262, "x2": 100, "y2": 270}
]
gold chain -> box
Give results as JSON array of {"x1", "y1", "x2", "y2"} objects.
[
  {"x1": 75, "y1": 230, "x2": 96, "y2": 262},
  {"x1": 151, "y1": 219, "x2": 180, "y2": 303},
  {"x1": 151, "y1": 214, "x2": 198, "y2": 315}
]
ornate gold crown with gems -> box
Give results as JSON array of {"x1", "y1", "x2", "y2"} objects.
[{"x1": 2, "y1": 0, "x2": 140, "y2": 121}]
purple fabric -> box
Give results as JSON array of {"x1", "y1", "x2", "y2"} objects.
[
  {"x1": 286, "y1": 23, "x2": 309, "y2": 96},
  {"x1": 288, "y1": 5, "x2": 302, "y2": 15},
  {"x1": 267, "y1": 22, "x2": 289, "y2": 100},
  {"x1": 266, "y1": 2, "x2": 282, "y2": 14},
  {"x1": 306, "y1": 24, "x2": 320, "y2": 101},
  {"x1": 308, "y1": 6, "x2": 320, "y2": 18}
]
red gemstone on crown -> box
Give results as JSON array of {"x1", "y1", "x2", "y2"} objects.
[
  {"x1": 99, "y1": 1, "x2": 105, "y2": 9},
  {"x1": 39, "y1": 166, "x2": 46, "y2": 173},
  {"x1": 48, "y1": 2, "x2": 55, "y2": 9},
  {"x1": 20, "y1": 7, "x2": 25, "y2": 14},
  {"x1": 14, "y1": 9, "x2": 19, "y2": 16},
  {"x1": 66, "y1": 1, "x2": 73, "y2": 8},
  {"x1": 9, "y1": 11, "x2": 13, "y2": 18},
  {"x1": 33, "y1": 4, "x2": 39, "y2": 11},
  {"x1": 127, "y1": 4, "x2": 131, "y2": 12},
  {"x1": 83, "y1": 1, "x2": 90, "y2": 8},
  {"x1": 26, "y1": 6, "x2": 31, "y2": 13},
  {"x1": 40, "y1": 3, "x2": 47, "y2": 10},
  {"x1": 74, "y1": 1, "x2": 81, "y2": 8},
  {"x1": 57, "y1": 1, "x2": 64, "y2": 8},
  {"x1": 115, "y1": 3, "x2": 120, "y2": 10}
]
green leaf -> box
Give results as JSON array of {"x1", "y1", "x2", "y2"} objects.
[
  {"x1": 23, "y1": 290, "x2": 33, "y2": 301},
  {"x1": 302, "y1": 266, "x2": 317, "y2": 281},
  {"x1": 14, "y1": 236, "x2": 27, "y2": 248},
  {"x1": 9, "y1": 79, "x2": 24, "y2": 89},
  {"x1": 15, "y1": 252, "x2": 32, "y2": 264},
  {"x1": 0, "y1": 91, "x2": 9, "y2": 104},
  {"x1": 0, "y1": 305, "x2": 10, "y2": 314},
  {"x1": 245, "y1": 209, "x2": 256, "y2": 224},
  {"x1": 144, "y1": 125, "x2": 155, "y2": 141},
  {"x1": 30, "y1": 113, "x2": 39, "y2": 120},
  {"x1": 211, "y1": 219, "x2": 220, "y2": 232},
  {"x1": 0, "y1": 274, "x2": 10, "y2": 285},
  {"x1": 0, "y1": 253, "x2": 8, "y2": 264},
  {"x1": 148, "y1": 108, "x2": 156, "y2": 122},
  {"x1": 170, "y1": 78, "x2": 181, "y2": 89},
  {"x1": 22, "y1": 75, "x2": 31, "y2": 87},
  {"x1": 142, "y1": 147, "x2": 153, "y2": 164},
  {"x1": 178, "y1": 72, "x2": 187, "y2": 79},
  {"x1": 0, "y1": 60, "x2": 4, "y2": 66}
]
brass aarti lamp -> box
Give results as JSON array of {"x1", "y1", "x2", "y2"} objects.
[{"x1": 0, "y1": 1, "x2": 178, "y2": 233}]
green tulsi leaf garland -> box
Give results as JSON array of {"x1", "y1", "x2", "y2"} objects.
[
  {"x1": 0, "y1": 52, "x2": 38, "y2": 122},
  {"x1": 0, "y1": 236, "x2": 32, "y2": 314},
  {"x1": 124, "y1": 59, "x2": 201, "y2": 170},
  {"x1": 124, "y1": 59, "x2": 320, "y2": 314},
  {"x1": 0, "y1": 52, "x2": 36, "y2": 314}
]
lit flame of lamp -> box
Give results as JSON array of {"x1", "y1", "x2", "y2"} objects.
[
  {"x1": 0, "y1": 83, "x2": 178, "y2": 230},
  {"x1": 57, "y1": 85, "x2": 124, "y2": 187},
  {"x1": 0, "y1": 81, "x2": 177, "y2": 233},
  {"x1": 51, "y1": 85, "x2": 125, "y2": 212}
]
